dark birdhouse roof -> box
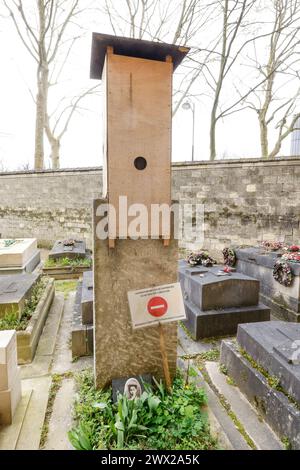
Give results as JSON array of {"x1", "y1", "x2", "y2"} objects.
[{"x1": 90, "y1": 32, "x2": 190, "y2": 79}]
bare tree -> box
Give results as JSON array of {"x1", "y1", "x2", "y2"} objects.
[
  {"x1": 194, "y1": 0, "x2": 258, "y2": 160},
  {"x1": 3, "y1": 0, "x2": 95, "y2": 169},
  {"x1": 100, "y1": 1, "x2": 266, "y2": 160},
  {"x1": 100, "y1": 0, "x2": 218, "y2": 116},
  {"x1": 245, "y1": 0, "x2": 300, "y2": 158}
]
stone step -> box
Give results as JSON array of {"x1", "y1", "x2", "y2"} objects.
[
  {"x1": 0, "y1": 389, "x2": 32, "y2": 450},
  {"x1": 20, "y1": 293, "x2": 65, "y2": 380},
  {"x1": 43, "y1": 377, "x2": 75, "y2": 450},
  {"x1": 177, "y1": 358, "x2": 251, "y2": 450},
  {"x1": 205, "y1": 361, "x2": 284, "y2": 450},
  {"x1": 36, "y1": 293, "x2": 65, "y2": 356},
  {"x1": 15, "y1": 375, "x2": 52, "y2": 450}
]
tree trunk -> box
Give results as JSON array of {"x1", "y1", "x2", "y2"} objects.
[
  {"x1": 50, "y1": 138, "x2": 60, "y2": 169},
  {"x1": 34, "y1": 80, "x2": 45, "y2": 170},
  {"x1": 259, "y1": 117, "x2": 269, "y2": 159},
  {"x1": 209, "y1": 116, "x2": 217, "y2": 161}
]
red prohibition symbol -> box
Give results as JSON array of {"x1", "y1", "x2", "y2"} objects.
[{"x1": 147, "y1": 296, "x2": 168, "y2": 317}]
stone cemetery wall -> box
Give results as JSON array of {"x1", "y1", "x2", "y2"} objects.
[{"x1": 0, "y1": 158, "x2": 299, "y2": 254}]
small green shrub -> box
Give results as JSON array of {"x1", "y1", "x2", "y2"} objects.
[
  {"x1": 68, "y1": 369, "x2": 218, "y2": 451},
  {"x1": 44, "y1": 257, "x2": 92, "y2": 268}
]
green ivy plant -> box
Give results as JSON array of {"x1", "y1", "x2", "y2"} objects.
[{"x1": 68, "y1": 370, "x2": 218, "y2": 451}]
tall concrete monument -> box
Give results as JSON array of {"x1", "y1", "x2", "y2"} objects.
[{"x1": 90, "y1": 33, "x2": 189, "y2": 388}]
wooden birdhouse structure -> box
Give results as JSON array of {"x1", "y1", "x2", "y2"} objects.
[{"x1": 90, "y1": 33, "x2": 189, "y2": 244}]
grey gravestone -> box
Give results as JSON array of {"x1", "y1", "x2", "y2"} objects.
[
  {"x1": 49, "y1": 239, "x2": 87, "y2": 260},
  {"x1": 0, "y1": 273, "x2": 40, "y2": 318},
  {"x1": 71, "y1": 282, "x2": 93, "y2": 358},
  {"x1": 81, "y1": 271, "x2": 93, "y2": 325},
  {"x1": 112, "y1": 374, "x2": 152, "y2": 403},
  {"x1": 0, "y1": 251, "x2": 40, "y2": 276},
  {"x1": 236, "y1": 321, "x2": 300, "y2": 403},
  {"x1": 235, "y1": 247, "x2": 300, "y2": 321},
  {"x1": 178, "y1": 260, "x2": 259, "y2": 311},
  {"x1": 221, "y1": 321, "x2": 300, "y2": 449},
  {"x1": 178, "y1": 260, "x2": 269, "y2": 339}
]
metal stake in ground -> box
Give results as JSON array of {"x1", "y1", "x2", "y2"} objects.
[{"x1": 158, "y1": 322, "x2": 172, "y2": 393}]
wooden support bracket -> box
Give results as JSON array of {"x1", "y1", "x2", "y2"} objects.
[{"x1": 108, "y1": 238, "x2": 115, "y2": 249}]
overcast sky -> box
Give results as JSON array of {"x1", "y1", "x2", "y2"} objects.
[{"x1": 0, "y1": 1, "x2": 295, "y2": 171}]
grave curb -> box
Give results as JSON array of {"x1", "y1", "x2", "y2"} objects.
[
  {"x1": 220, "y1": 339, "x2": 300, "y2": 450},
  {"x1": 16, "y1": 278, "x2": 55, "y2": 364},
  {"x1": 42, "y1": 266, "x2": 91, "y2": 280}
]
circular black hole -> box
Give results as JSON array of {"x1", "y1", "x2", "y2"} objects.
[{"x1": 134, "y1": 156, "x2": 147, "y2": 170}]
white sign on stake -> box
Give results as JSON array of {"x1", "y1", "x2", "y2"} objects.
[{"x1": 127, "y1": 282, "x2": 186, "y2": 329}]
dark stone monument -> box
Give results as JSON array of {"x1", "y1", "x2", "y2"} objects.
[
  {"x1": 178, "y1": 260, "x2": 270, "y2": 339},
  {"x1": 235, "y1": 247, "x2": 300, "y2": 322},
  {"x1": 71, "y1": 281, "x2": 93, "y2": 358},
  {"x1": 49, "y1": 239, "x2": 87, "y2": 261},
  {"x1": 221, "y1": 321, "x2": 300, "y2": 449},
  {"x1": 81, "y1": 271, "x2": 93, "y2": 325}
]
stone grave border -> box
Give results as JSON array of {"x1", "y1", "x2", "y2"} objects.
[
  {"x1": 220, "y1": 340, "x2": 300, "y2": 450},
  {"x1": 42, "y1": 265, "x2": 91, "y2": 280},
  {"x1": 16, "y1": 278, "x2": 55, "y2": 364}
]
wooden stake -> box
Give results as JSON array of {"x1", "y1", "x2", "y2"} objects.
[
  {"x1": 158, "y1": 322, "x2": 172, "y2": 393},
  {"x1": 108, "y1": 238, "x2": 115, "y2": 249},
  {"x1": 163, "y1": 238, "x2": 170, "y2": 247}
]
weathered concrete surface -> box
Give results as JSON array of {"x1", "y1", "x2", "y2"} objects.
[
  {"x1": 16, "y1": 376, "x2": 52, "y2": 450},
  {"x1": 71, "y1": 282, "x2": 93, "y2": 358},
  {"x1": 20, "y1": 293, "x2": 64, "y2": 379},
  {"x1": 177, "y1": 357, "x2": 251, "y2": 450},
  {"x1": 235, "y1": 247, "x2": 300, "y2": 322},
  {"x1": 179, "y1": 260, "x2": 260, "y2": 310},
  {"x1": 205, "y1": 361, "x2": 283, "y2": 450},
  {"x1": 43, "y1": 378, "x2": 74, "y2": 450},
  {"x1": 220, "y1": 340, "x2": 300, "y2": 449},
  {"x1": 0, "y1": 331, "x2": 21, "y2": 425},
  {"x1": 0, "y1": 390, "x2": 32, "y2": 450},
  {"x1": 178, "y1": 325, "x2": 223, "y2": 355},
  {"x1": 17, "y1": 279, "x2": 55, "y2": 364},
  {"x1": 81, "y1": 270, "x2": 93, "y2": 325},
  {"x1": 52, "y1": 292, "x2": 93, "y2": 375},
  {"x1": 93, "y1": 199, "x2": 178, "y2": 388},
  {"x1": 0, "y1": 273, "x2": 40, "y2": 318},
  {"x1": 237, "y1": 321, "x2": 300, "y2": 404}
]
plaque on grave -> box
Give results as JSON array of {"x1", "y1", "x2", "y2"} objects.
[{"x1": 112, "y1": 374, "x2": 152, "y2": 403}]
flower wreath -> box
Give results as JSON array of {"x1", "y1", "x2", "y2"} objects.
[
  {"x1": 186, "y1": 251, "x2": 216, "y2": 267},
  {"x1": 281, "y1": 252, "x2": 300, "y2": 263},
  {"x1": 261, "y1": 240, "x2": 284, "y2": 251},
  {"x1": 62, "y1": 238, "x2": 76, "y2": 247},
  {"x1": 222, "y1": 247, "x2": 236, "y2": 267},
  {"x1": 273, "y1": 260, "x2": 293, "y2": 287}
]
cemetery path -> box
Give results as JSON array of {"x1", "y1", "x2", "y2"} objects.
[
  {"x1": 0, "y1": 287, "x2": 92, "y2": 451},
  {"x1": 0, "y1": 288, "x2": 285, "y2": 450}
]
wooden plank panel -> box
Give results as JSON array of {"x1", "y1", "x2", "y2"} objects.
[{"x1": 106, "y1": 53, "x2": 172, "y2": 237}]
